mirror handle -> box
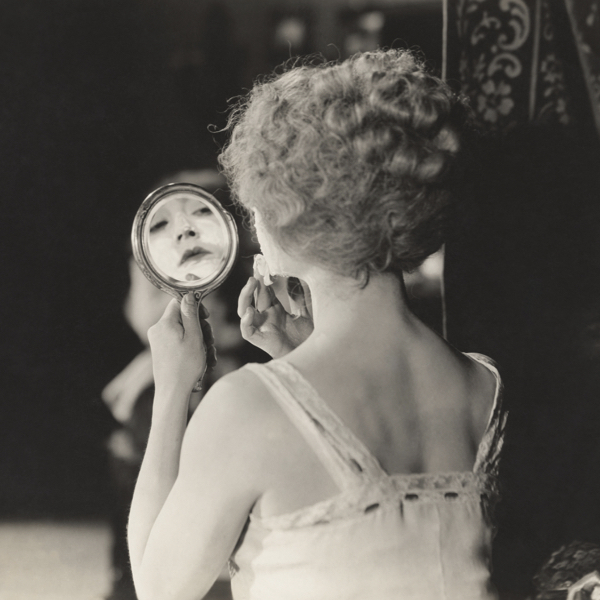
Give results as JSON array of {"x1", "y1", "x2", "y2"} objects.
[{"x1": 192, "y1": 290, "x2": 205, "y2": 393}]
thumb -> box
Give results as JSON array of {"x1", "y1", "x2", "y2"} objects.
[
  {"x1": 180, "y1": 292, "x2": 201, "y2": 334},
  {"x1": 160, "y1": 298, "x2": 183, "y2": 323}
]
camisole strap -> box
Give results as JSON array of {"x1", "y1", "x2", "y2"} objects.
[
  {"x1": 465, "y1": 352, "x2": 507, "y2": 478},
  {"x1": 243, "y1": 361, "x2": 387, "y2": 491}
]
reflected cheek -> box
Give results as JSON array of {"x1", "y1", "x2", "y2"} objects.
[
  {"x1": 199, "y1": 222, "x2": 223, "y2": 245},
  {"x1": 187, "y1": 254, "x2": 223, "y2": 278},
  {"x1": 149, "y1": 237, "x2": 180, "y2": 273},
  {"x1": 215, "y1": 244, "x2": 227, "y2": 262}
]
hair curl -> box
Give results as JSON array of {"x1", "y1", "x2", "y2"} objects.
[{"x1": 218, "y1": 49, "x2": 474, "y2": 281}]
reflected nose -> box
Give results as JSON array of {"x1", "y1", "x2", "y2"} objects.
[
  {"x1": 175, "y1": 212, "x2": 198, "y2": 241},
  {"x1": 177, "y1": 226, "x2": 197, "y2": 242}
]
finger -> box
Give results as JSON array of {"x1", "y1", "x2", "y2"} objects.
[
  {"x1": 238, "y1": 277, "x2": 259, "y2": 317},
  {"x1": 181, "y1": 292, "x2": 201, "y2": 334},
  {"x1": 198, "y1": 301, "x2": 210, "y2": 320},
  {"x1": 252, "y1": 269, "x2": 276, "y2": 312},
  {"x1": 240, "y1": 306, "x2": 259, "y2": 341},
  {"x1": 200, "y1": 318, "x2": 214, "y2": 346},
  {"x1": 206, "y1": 345, "x2": 217, "y2": 370},
  {"x1": 253, "y1": 274, "x2": 277, "y2": 313},
  {"x1": 299, "y1": 279, "x2": 313, "y2": 317},
  {"x1": 160, "y1": 298, "x2": 183, "y2": 323}
]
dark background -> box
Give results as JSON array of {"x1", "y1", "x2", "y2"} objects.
[{"x1": 0, "y1": 0, "x2": 245, "y2": 517}]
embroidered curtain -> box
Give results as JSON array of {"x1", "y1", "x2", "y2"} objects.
[
  {"x1": 443, "y1": 0, "x2": 599, "y2": 135},
  {"x1": 564, "y1": 0, "x2": 600, "y2": 136}
]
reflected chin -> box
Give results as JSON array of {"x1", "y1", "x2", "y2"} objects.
[{"x1": 181, "y1": 254, "x2": 226, "y2": 281}]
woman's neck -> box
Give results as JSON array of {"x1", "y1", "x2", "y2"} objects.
[{"x1": 300, "y1": 269, "x2": 423, "y2": 358}]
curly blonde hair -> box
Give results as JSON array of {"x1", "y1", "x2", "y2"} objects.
[{"x1": 219, "y1": 49, "x2": 473, "y2": 280}]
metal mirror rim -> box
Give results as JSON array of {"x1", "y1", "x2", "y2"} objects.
[{"x1": 131, "y1": 182, "x2": 239, "y2": 300}]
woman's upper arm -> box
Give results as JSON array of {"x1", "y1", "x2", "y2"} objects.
[{"x1": 135, "y1": 369, "x2": 273, "y2": 600}]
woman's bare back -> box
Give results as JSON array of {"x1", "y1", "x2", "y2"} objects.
[{"x1": 253, "y1": 318, "x2": 498, "y2": 520}]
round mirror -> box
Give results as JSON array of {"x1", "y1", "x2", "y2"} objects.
[{"x1": 131, "y1": 183, "x2": 239, "y2": 300}]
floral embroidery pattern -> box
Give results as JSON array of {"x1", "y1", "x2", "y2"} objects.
[
  {"x1": 564, "y1": 0, "x2": 600, "y2": 135},
  {"x1": 477, "y1": 79, "x2": 515, "y2": 122},
  {"x1": 447, "y1": 0, "x2": 577, "y2": 132},
  {"x1": 530, "y1": 0, "x2": 572, "y2": 126},
  {"x1": 455, "y1": 0, "x2": 531, "y2": 132},
  {"x1": 537, "y1": 50, "x2": 570, "y2": 125}
]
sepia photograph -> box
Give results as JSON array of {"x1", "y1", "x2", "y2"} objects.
[{"x1": 0, "y1": 1, "x2": 599, "y2": 599}]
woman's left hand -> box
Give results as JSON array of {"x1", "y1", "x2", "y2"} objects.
[
  {"x1": 147, "y1": 293, "x2": 217, "y2": 394},
  {"x1": 238, "y1": 277, "x2": 313, "y2": 359}
]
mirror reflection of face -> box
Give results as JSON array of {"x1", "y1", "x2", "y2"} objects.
[{"x1": 147, "y1": 195, "x2": 228, "y2": 282}]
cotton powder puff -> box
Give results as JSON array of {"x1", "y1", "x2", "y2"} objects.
[{"x1": 253, "y1": 253, "x2": 273, "y2": 286}]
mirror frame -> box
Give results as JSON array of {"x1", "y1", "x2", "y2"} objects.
[{"x1": 131, "y1": 182, "x2": 239, "y2": 300}]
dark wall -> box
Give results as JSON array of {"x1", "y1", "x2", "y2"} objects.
[
  {"x1": 0, "y1": 0, "x2": 242, "y2": 516},
  {"x1": 445, "y1": 96, "x2": 600, "y2": 600}
]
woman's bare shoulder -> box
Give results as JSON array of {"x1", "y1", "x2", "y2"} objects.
[
  {"x1": 182, "y1": 365, "x2": 291, "y2": 484},
  {"x1": 192, "y1": 366, "x2": 280, "y2": 436}
]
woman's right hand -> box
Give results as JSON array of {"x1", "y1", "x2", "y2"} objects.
[
  {"x1": 237, "y1": 277, "x2": 313, "y2": 359},
  {"x1": 147, "y1": 293, "x2": 216, "y2": 395}
]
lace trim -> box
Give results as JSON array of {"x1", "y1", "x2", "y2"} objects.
[
  {"x1": 245, "y1": 352, "x2": 506, "y2": 532},
  {"x1": 256, "y1": 471, "x2": 498, "y2": 531}
]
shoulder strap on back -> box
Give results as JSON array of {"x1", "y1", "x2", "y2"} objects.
[
  {"x1": 465, "y1": 353, "x2": 507, "y2": 477},
  {"x1": 243, "y1": 361, "x2": 384, "y2": 489}
]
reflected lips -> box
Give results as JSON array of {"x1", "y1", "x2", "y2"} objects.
[{"x1": 180, "y1": 246, "x2": 210, "y2": 266}]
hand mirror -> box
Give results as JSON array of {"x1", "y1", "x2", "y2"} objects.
[{"x1": 131, "y1": 182, "x2": 239, "y2": 301}]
